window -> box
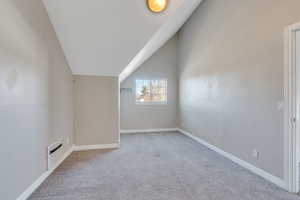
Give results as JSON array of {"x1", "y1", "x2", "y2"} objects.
[{"x1": 136, "y1": 79, "x2": 167, "y2": 104}]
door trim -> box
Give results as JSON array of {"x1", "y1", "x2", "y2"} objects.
[{"x1": 284, "y1": 21, "x2": 300, "y2": 193}]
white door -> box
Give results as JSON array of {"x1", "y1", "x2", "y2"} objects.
[
  {"x1": 297, "y1": 31, "x2": 300, "y2": 76},
  {"x1": 297, "y1": 30, "x2": 300, "y2": 191}
]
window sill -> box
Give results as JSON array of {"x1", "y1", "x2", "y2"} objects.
[{"x1": 136, "y1": 102, "x2": 167, "y2": 105}]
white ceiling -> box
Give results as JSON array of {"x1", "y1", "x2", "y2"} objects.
[
  {"x1": 120, "y1": 0, "x2": 203, "y2": 82},
  {"x1": 42, "y1": 0, "x2": 187, "y2": 76}
]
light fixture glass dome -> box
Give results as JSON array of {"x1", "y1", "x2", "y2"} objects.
[{"x1": 147, "y1": 0, "x2": 168, "y2": 13}]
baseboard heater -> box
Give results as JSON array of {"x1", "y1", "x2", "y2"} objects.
[
  {"x1": 48, "y1": 142, "x2": 63, "y2": 170},
  {"x1": 49, "y1": 144, "x2": 62, "y2": 154}
]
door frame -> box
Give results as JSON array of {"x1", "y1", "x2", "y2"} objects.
[{"x1": 284, "y1": 21, "x2": 300, "y2": 193}]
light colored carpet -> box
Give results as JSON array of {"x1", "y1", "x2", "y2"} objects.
[{"x1": 29, "y1": 132, "x2": 299, "y2": 200}]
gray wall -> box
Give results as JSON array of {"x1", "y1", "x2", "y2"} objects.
[
  {"x1": 121, "y1": 36, "x2": 178, "y2": 130},
  {"x1": 74, "y1": 75, "x2": 119, "y2": 145},
  {"x1": 178, "y1": 0, "x2": 300, "y2": 179},
  {"x1": 0, "y1": 0, "x2": 74, "y2": 199}
]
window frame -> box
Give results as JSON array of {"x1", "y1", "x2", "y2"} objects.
[{"x1": 135, "y1": 79, "x2": 168, "y2": 105}]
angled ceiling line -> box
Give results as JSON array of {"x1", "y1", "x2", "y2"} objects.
[{"x1": 119, "y1": 0, "x2": 203, "y2": 82}]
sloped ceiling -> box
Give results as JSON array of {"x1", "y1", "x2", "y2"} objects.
[{"x1": 42, "y1": 0, "x2": 202, "y2": 77}]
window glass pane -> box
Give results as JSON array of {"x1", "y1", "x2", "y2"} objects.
[
  {"x1": 160, "y1": 80, "x2": 167, "y2": 102},
  {"x1": 136, "y1": 79, "x2": 167, "y2": 104},
  {"x1": 151, "y1": 80, "x2": 166, "y2": 102},
  {"x1": 136, "y1": 80, "x2": 150, "y2": 103}
]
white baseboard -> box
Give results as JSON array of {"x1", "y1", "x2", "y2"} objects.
[
  {"x1": 16, "y1": 128, "x2": 288, "y2": 199},
  {"x1": 16, "y1": 147, "x2": 73, "y2": 200},
  {"x1": 120, "y1": 128, "x2": 178, "y2": 134},
  {"x1": 73, "y1": 143, "x2": 120, "y2": 151},
  {"x1": 177, "y1": 128, "x2": 287, "y2": 190},
  {"x1": 16, "y1": 142, "x2": 119, "y2": 200}
]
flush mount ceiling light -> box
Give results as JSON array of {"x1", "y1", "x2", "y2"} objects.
[{"x1": 147, "y1": 0, "x2": 168, "y2": 13}]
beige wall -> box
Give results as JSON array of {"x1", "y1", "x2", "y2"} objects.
[
  {"x1": 0, "y1": 0, "x2": 74, "y2": 200},
  {"x1": 120, "y1": 36, "x2": 178, "y2": 130},
  {"x1": 178, "y1": 0, "x2": 300, "y2": 179},
  {"x1": 74, "y1": 75, "x2": 119, "y2": 145}
]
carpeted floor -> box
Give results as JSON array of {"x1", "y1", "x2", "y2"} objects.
[{"x1": 29, "y1": 132, "x2": 299, "y2": 200}]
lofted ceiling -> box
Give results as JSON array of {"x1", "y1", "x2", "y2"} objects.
[{"x1": 42, "y1": 0, "x2": 202, "y2": 77}]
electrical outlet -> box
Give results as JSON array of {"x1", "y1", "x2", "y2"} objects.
[
  {"x1": 252, "y1": 149, "x2": 259, "y2": 160},
  {"x1": 66, "y1": 138, "x2": 70, "y2": 145}
]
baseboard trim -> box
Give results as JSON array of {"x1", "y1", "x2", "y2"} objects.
[
  {"x1": 16, "y1": 142, "x2": 119, "y2": 200},
  {"x1": 73, "y1": 143, "x2": 120, "y2": 151},
  {"x1": 177, "y1": 128, "x2": 287, "y2": 190},
  {"x1": 120, "y1": 128, "x2": 178, "y2": 134},
  {"x1": 16, "y1": 147, "x2": 73, "y2": 200}
]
